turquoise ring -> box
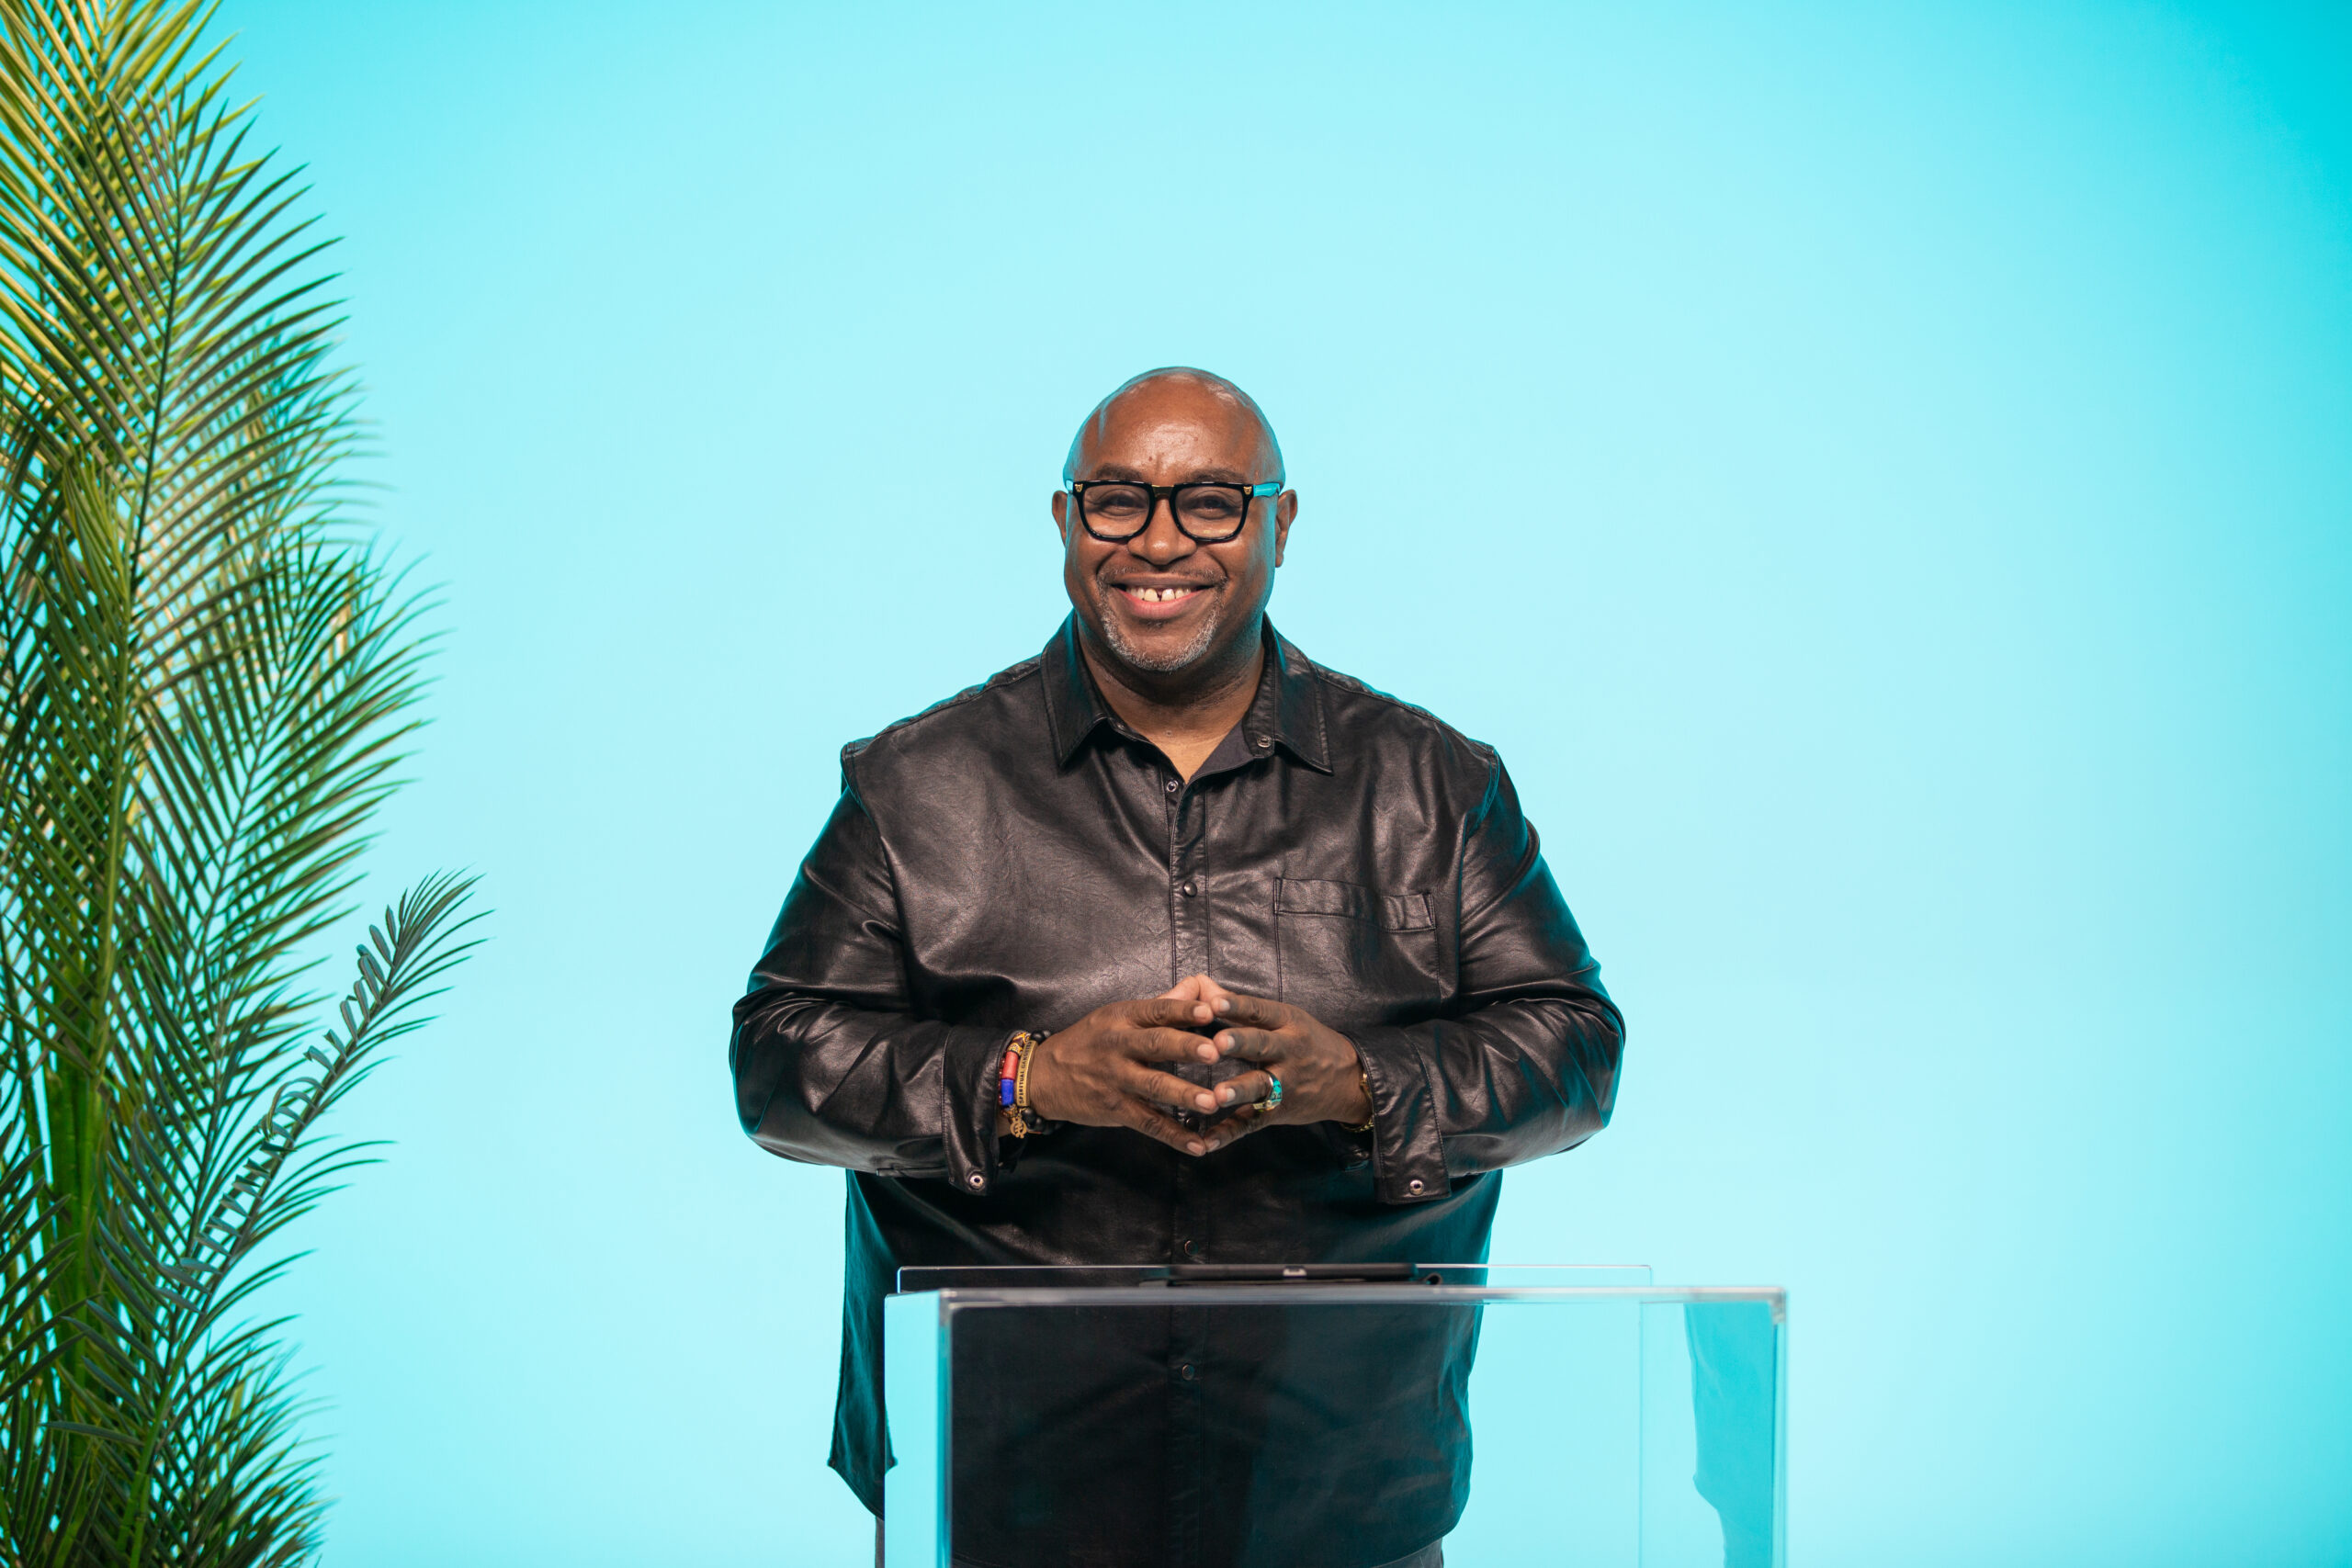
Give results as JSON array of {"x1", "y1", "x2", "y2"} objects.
[{"x1": 1256, "y1": 1074, "x2": 1283, "y2": 1111}]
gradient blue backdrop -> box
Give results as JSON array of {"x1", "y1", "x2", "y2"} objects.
[{"x1": 212, "y1": 3, "x2": 2350, "y2": 1562}]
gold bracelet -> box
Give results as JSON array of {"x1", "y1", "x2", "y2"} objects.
[
  {"x1": 1010, "y1": 1030, "x2": 1048, "y2": 1138},
  {"x1": 1345, "y1": 1067, "x2": 1375, "y2": 1134}
]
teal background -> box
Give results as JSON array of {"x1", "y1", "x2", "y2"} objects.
[{"x1": 214, "y1": 2, "x2": 2350, "y2": 1563}]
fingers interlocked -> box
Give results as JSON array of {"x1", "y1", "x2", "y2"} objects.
[
  {"x1": 1028, "y1": 980, "x2": 1364, "y2": 1158},
  {"x1": 1024, "y1": 994, "x2": 1227, "y2": 1156}
]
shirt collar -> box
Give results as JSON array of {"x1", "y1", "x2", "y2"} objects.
[{"x1": 1041, "y1": 614, "x2": 1332, "y2": 774}]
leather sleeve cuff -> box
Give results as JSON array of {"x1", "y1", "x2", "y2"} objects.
[
  {"x1": 944, "y1": 1027, "x2": 1015, "y2": 1196},
  {"x1": 1348, "y1": 1024, "x2": 1449, "y2": 1203}
]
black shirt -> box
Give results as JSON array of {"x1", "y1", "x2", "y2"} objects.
[{"x1": 731, "y1": 619, "x2": 1623, "y2": 1567}]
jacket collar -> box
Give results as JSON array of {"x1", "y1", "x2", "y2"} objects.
[{"x1": 1042, "y1": 614, "x2": 1332, "y2": 774}]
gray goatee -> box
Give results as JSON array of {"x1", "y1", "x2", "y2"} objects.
[{"x1": 1099, "y1": 587, "x2": 1220, "y2": 673}]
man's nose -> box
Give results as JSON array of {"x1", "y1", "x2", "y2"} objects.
[{"x1": 1131, "y1": 497, "x2": 1198, "y2": 565}]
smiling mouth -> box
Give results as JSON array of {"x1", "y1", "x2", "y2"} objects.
[{"x1": 1122, "y1": 585, "x2": 1203, "y2": 604}]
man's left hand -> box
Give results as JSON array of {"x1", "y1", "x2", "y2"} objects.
[{"x1": 1177, "y1": 984, "x2": 1374, "y2": 1152}]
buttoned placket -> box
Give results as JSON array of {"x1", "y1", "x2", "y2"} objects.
[
  {"x1": 1082, "y1": 698, "x2": 1294, "y2": 1564},
  {"x1": 1164, "y1": 755, "x2": 1211, "y2": 1568}
]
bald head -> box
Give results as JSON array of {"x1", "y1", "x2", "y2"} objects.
[{"x1": 1062, "y1": 367, "x2": 1284, "y2": 486}]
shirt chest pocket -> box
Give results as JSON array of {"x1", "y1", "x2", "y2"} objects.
[{"x1": 1272, "y1": 876, "x2": 1445, "y2": 1029}]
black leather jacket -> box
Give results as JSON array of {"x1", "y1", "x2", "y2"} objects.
[{"x1": 732, "y1": 619, "x2": 1623, "y2": 1566}]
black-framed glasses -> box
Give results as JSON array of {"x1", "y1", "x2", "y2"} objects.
[{"x1": 1068, "y1": 479, "x2": 1283, "y2": 544}]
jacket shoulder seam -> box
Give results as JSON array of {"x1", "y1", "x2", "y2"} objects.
[
  {"x1": 841, "y1": 656, "x2": 1044, "y2": 771},
  {"x1": 1306, "y1": 664, "x2": 1499, "y2": 764}
]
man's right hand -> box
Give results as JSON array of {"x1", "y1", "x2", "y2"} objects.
[{"x1": 1023, "y1": 997, "x2": 1227, "y2": 1156}]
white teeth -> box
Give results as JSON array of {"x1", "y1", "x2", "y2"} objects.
[{"x1": 1131, "y1": 586, "x2": 1196, "y2": 604}]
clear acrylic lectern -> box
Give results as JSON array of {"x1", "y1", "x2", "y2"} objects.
[{"x1": 882, "y1": 1265, "x2": 1785, "y2": 1568}]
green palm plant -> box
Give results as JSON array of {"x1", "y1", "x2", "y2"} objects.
[{"x1": 0, "y1": 2, "x2": 477, "y2": 1562}]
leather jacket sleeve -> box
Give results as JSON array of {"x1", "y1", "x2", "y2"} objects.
[
  {"x1": 1347, "y1": 758, "x2": 1625, "y2": 1205},
  {"x1": 730, "y1": 778, "x2": 1008, "y2": 1194}
]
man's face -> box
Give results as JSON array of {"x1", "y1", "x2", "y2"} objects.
[{"x1": 1051, "y1": 379, "x2": 1296, "y2": 682}]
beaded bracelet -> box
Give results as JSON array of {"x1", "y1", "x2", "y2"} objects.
[
  {"x1": 997, "y1": 1043, "x2": 1021, "y2": 1111},
  {"x1": 998, "y1": 1031, "x2": 1049, "y2": 1138}
]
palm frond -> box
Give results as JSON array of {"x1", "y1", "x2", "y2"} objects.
[{"x1": 0, "y1": 3, "x2": 475, "y2": 1562}]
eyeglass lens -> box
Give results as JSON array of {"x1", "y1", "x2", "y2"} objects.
[{"x1": 1081, "y1": 484, "x2": 1250, "y2": 540}]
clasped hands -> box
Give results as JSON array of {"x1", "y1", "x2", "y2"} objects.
[{"x1": 1020, "y1": 975, "x2": 1374, "y2": 1157}]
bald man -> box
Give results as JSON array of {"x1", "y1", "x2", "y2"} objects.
[{"x1": 732, "y1": 369, "x2": 1623, "y2": 1568}]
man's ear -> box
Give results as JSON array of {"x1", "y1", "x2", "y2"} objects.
[
  {"x1": 1051, "y1": 489, "x2": 1071, "y2": 546},
  {"x1": 1272, "y1": 490, "x2": 1297, "y2": 568}
]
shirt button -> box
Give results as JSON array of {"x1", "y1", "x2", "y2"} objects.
[
  {"x1": 1408, "y1": 1179, "x2": 1425, "y2": 1194},
  {"x1": 1178, "y1": 1363, "x2": 1199, "y2": 1382},
  {"x1": 1253, "y1": 736, "x2": 1272, "y2": 750},
  {"x1": 1179, "y1": 882, "x2": 1196, "y2": 897},
  {"x1": 1181, "y1": 1238, "x2": 1200, "y2": 1258},
  {"x1": 967, "y1": 1173, "x2": 985, "y2": 1189},
  {"x1": 1165, "y1": 778, "x2": 1180, "y2": 795}
]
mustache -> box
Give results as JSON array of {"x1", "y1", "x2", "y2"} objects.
[{"x1": 1098, "y1": 570, "x2": 1223, "y2": 589}]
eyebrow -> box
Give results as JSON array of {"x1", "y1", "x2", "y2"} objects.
[{"x1": 1078, "y1": 465, "x2": 1260, "y2": 485}]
